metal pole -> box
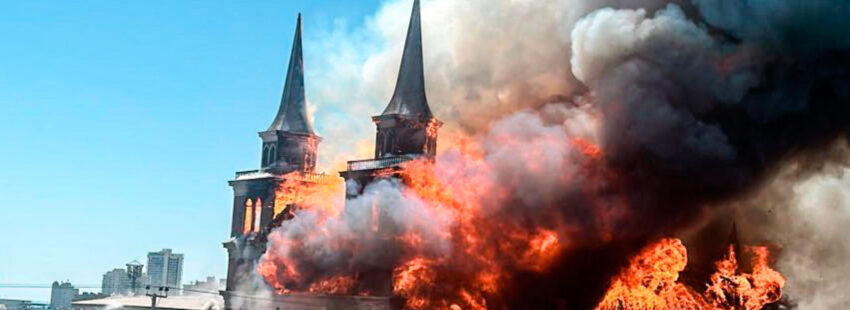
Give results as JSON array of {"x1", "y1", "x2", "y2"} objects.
[{"x1": 146, "y1": 285, "x2": 166, "y2": 310}]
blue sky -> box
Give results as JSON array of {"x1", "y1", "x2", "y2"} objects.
[{"x1": 0, "y1": 0, "x2": 385, "y2": 302}]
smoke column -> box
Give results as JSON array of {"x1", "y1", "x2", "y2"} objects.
[{"x1": 260, "y1": 0, "x2": 850, "y2": 308}]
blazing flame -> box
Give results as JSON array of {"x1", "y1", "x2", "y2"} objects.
[
  {"x1": 596, "y1": 238, "x2": 785, "y2": 310},
  {"x1": 257, "y1": 171, "x2": 346, "y2": 294},
  {"x1": 257, "y1": 129, "x2": 785, "y2": 310},
  {"x1": 705, "y1": 246, "x2": 786, "y2": 310}
]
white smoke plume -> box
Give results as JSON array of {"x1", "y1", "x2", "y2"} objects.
[
  {"x1": 226, "y1": 238, "x2": 276, "y2": 309},
  {"x1": 306, "y1": 0, "x2": 679, "y2": 170},
  {"x1": 731, "y1": 142, "x2": 850, "y2": 309},
  {"x1": 779, "y1": 170, "x2": 850, "y2": 309}
]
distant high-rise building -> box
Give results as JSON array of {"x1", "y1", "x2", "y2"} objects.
[
  {"x1": 49, "y1": 281, "x2": 78, "y2": 310},
  {"x1": 101, "y1": 268, "x2": 129, "y2": 296},
  {"x1": 101, "y1": 267, "x2": 148, "y2": 296},
  {"x1": 147, "y1": 249, "x2": 184, "y2": 291}
]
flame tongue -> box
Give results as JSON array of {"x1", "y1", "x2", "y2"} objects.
[
  {"x1": 595, "y1": 238, "x2": 708, "y2": 310},
  {"x1": 706, "y1": 246, "x2": 786, "y2": 310},
  {"x1": 595, "y1": 239, "x2": 785, "y2": 310}
]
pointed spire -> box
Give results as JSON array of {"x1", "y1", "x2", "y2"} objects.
[
  {"x1": 382, "y1": 0, "x2": 432, "y2": 117},
  {"x1": 268, "y1": 13, "x2": 315, "y2": 133},
  {"x1": 728, "y1": 221, "x2": 742, "y2": 257}
]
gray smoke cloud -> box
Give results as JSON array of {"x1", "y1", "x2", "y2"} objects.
[
  {"x1": 776, "y1": 168, "x2": 850, "y2": 309},
  {"x1": 261, "y1": 0, "x2": 850, "y2": 308},
  {"x1": 570, "y1": 1, "x2": 850, "y2": 308},
  {"x1": 226, "y1": 238, "x2": 275, "y2": 310},
  {"x1": 307, "y1": 0, "x2": 682, "y2": 169},
  {"x1": 728, "y1": 141, "x2": 850, "y2": 309}
]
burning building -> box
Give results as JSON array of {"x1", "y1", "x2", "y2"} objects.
[
  {"x1": 224, "y1": 2, "x2": 440, "y2": 308},
  {"x1": 221, "y1": 13, "x2": 337, "y2": 310},
  {"x1": 336, "y1": 0, "x2": 442, "y2": 298},
  {"x1": 222, "y1": 0, "x2": 850, "y2": 309},
  {"x1": 340, "y1": 0, "x2": 441, "y2": 196}
]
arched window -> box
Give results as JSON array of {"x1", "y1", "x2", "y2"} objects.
[
  {"x1": 377, "y1": 131, "x2": 386, "y2": 157},
  {"x1": 304, "y1": 153, "x2": 313, "y2": 171},
  {"x1": 269, "y1": 146, "x2": 277, "y2": 164},
  {"x1": 242, "y1": 198, "x2": 254, "y2": 235},
  {"x1": 253, "y1": 198, "x2": 263, "y2": 233},
  {"x1": 261, "y1": 145, "x2": 269, "y2": 166}
]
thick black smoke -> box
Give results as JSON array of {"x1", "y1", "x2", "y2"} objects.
[
  {"x1": 591, "y1": 4, "x2": 850, "y2": 233},
  {"x1": 507, "y1": 1, "x2": 850, "y2": 308}
]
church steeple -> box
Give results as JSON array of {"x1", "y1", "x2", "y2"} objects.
[
  {"x1": 381, "y1": 0, "x2": 432, "y2": 117},
  {"x1": 372, "y1": 0, "x2": 441, "y2": 160},
  {"x1": 259, "y1": 14, "x2": 321, "y2": 173},
  {"x1": 268, "y1": 13, "x2": 314, "y2": 133}
]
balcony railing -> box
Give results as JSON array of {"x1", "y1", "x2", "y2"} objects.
[
  {"x1": 346, "y1": 155, "x2": 420, "y2": 171},
  {"x1": 235, "y1": 169, "x2": 261, "y2": 178},
  {"x1": 234, "y1": 169, "x2": 336, "y2": 183}
]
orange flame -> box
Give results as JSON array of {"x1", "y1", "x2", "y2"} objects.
[
  {"x1": 705, "y1": 246, "x2": 786, "y2": 310},
  {"x1": 259, "y1": 172, "x2": 346, "y2": 294},
  {"x1": 307, "y1": 275, "x2": 358, "y2": 295},
  {"x1": 256, "y1": 128, "x2": 785, "y2": 310},
  {"x1": 274, "y1": 172, "x2": 345, "y2": 218},
  {"x1": 596, "y1": 238, "x2": 785, "y2": 310}
]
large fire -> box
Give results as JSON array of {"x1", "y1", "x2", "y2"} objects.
[
  {"x1": 596, "y1": 238, "x2": 785, "y2": 310},
  {"x1": 257, "y1": 132, "x2": 786, "y2": 309}
]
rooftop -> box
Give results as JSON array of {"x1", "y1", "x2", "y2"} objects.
[{"x1": 72, "y1": 295, "x2": 222, "y2": 310}]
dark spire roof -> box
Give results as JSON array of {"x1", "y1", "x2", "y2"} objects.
[
  {"x1": 381, "y1": 0, "x2": 433, "y2": 117},
  {"x1": 268, "y1": 14, "x2": 315, "y2": 133}
]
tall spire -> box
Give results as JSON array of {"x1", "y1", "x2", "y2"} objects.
[
  {"x1": 268, "y1": 13, "x2": 314, "y2": 133},
  {"x1": 381, "y1": 0, "x2": 432, "y2": 117}
]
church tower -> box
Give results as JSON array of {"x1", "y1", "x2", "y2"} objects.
[
  {"x1": 373, "y1": 0, "x2": 441, "y2": 160},
  {"x1": 337, "y1": 0, "x2": 440, "y2": 296},
  {"x1": 341, "y1": 0, "x2": 442, "y2": 196},
  {"x1": 261, "y1": 13, "x2": 320, "y2": 174},
  {"x1": 222, "y1": 14, "x2": 325, "y2": 310}
]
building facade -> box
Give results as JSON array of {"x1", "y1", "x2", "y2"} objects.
[
  {"x1": 101, "y1": 261, "x2": 149, "y2": 296},
  {"x1": 50, "y1": 281, "x2": 78, "y2": 310},
  {"x1": 221, "y1": 13, "x2": 333, "y2": 310},
  {"x1": 101, "y1": 268, "x2": 128, "y2": 296},
  {"x1": 147, "y1": 249, "x2": 183, "y2": 291},
  {"x1": 339, "y1": 0, "x2": 440, "y2": 195},
  {"x1": 338, "y1": 0, "x2": 440, "y2": 297},
  {"x1": 222, "y1": 1, "x2": 436, "y2": 309}
]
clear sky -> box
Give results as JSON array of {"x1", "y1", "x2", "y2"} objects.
[{"x1": 0, "y1": 0, "x2": 384, "y2": 302}]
